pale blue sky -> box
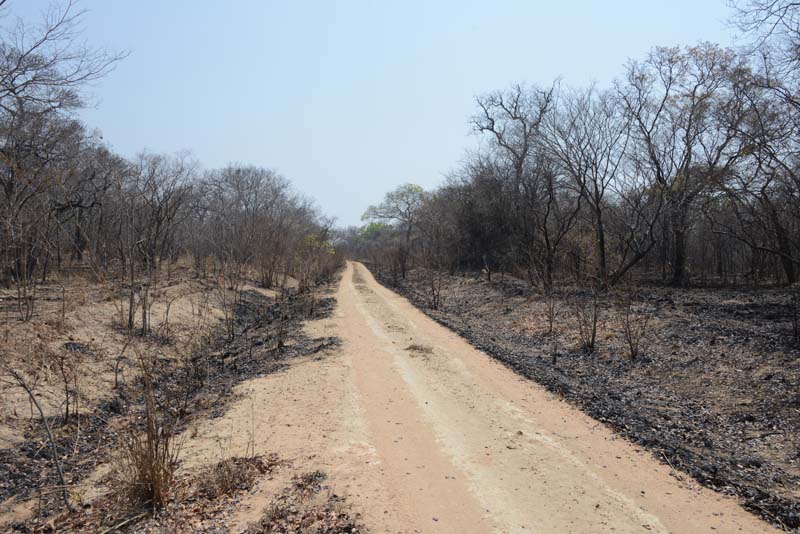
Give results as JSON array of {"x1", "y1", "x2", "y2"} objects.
[{"x1": 12, "y1": 1, "x2": 737, "y2": 226}]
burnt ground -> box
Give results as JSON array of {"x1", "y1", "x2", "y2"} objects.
[
  {"x1": 243, "y1": 470, "x2": 363, "y2": 533},
  {"x1": 55, "y1": 456, "x2": 362, "y2": 532},
  {"x1": 0, "y1": 281, "x2": 342, "y2": 531},
  {"x1": 369, "y1": 265, "x2": 800, "y2": 531}
]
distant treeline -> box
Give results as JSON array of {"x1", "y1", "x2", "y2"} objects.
[
  {"x1": 345, "y1": 3, "x2": 800, "y2": 288},
  {"x1": 0, "y1": 2, "x2": 341, "y2": 315}
]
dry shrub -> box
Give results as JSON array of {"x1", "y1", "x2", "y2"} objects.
[
  {"x1": 197, "y1": 454, "x2": 278, "y2": 500},
  {"x1": 621, "y1": 297, "x2": 652, "y2": 359},
  {"x1": 426, "y1": 274, "x2": 445, "y2": 310},
  {"x1": 574, "y1": 291, "x2": 599, "y2": 353},
  {"x1": 48, "y1": 346, "x2": 83, "y2": 424},
  {"x1": 112, "y1": 375, "x2": 180, "y2": 510},
  {"x1": 275, "y1": 310, "x2": 290, "y2": 351}
]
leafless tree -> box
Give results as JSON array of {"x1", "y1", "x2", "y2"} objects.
[
  {"x1": 730, "y1": 0, "x2": 800, "y2": 110},
  {"x1": 543, "y1": 86, "x2": 632, "y2": 286},
  {"x1": 473, "y1": 84, "x2": 581, "y2": 288},
  {"x1": 620, "y1": 44, "x2": 751, "y2": 285}
]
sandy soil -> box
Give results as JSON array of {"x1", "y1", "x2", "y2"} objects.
[
  {"x1": 177, "y1": 261, "x2": 776, "y2": 533},
  {"x1": 0, "y1": 268, "x2": 231, "y2": 529},
  {"x1": 0, "y1": 273, "x2": 224, "y2": 448}
]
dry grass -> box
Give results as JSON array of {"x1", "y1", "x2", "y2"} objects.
[
  {"x1": 196, "y1": 454, "x2": 279, "y2": 500},
  {"x1": 111, "y1": 373, "x2": 180, "y2": 511},
  {"x1": 0, "y1": 267, "x2": 224, "y2": 448}
]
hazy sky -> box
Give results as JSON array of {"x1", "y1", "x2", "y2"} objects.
[{"x1": 13, "y1": 1, "x2": 738, "y2": 226}]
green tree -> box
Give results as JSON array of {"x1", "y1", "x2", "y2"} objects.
[{"x1": 362, "y1": 183, "x2": 425, "y2": 278}]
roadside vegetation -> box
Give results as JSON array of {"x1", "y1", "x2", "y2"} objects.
[{"x1": 0, "y1": 2, "x2": 345, "y2": 531}]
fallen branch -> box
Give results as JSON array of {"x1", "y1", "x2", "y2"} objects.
[
  {"x1": 98, "y1": 511, "x2": 148, "y2": 534},
  {"x1": 660, "y1": 451, "x2": 684, "y2": 482},
  {"x1": 5, "y1": 367, "x2": 75, "y2": 512}
]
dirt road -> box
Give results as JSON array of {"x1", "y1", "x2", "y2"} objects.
[{"x1": 181, "y1": 261, "x2": 776, "y2": 533}]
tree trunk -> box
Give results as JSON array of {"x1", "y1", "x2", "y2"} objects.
[
  {"x1": 670, "y1": 205, "x2": 690, "y2": 287},
  {"x1": 767, "y1": 202, "x2": 797, "y2": 285},
  {"x1": 141, "y1": 284, "x2": 148, "y2": 336},
  {"x1": 672, "y1": 227, "x2": 689, "y2": 286},
  {"x1": 594, "y1": 209, "x2": 608, "y2": 285},
  {"x1": 128, "y1": 253, "x2": 136, "y2": 331},
  {"x1": 543, "y1": 252, "x2": 554, "y2": 290}
]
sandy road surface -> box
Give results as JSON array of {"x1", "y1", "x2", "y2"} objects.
[{"x1": 181, "y1": 261, "x2": 776, "y2": 533}]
